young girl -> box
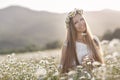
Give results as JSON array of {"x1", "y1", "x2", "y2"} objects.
[{"x1": 59, "y1": 9, "x2": 104, "y2": 73}]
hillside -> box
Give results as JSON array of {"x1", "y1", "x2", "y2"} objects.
[{"x1": 0, "y1": 6, "x2": 120, "y2": 52}]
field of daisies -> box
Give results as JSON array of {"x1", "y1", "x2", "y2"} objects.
[{"x1": 0, "y1": 39, "x2": 120, "y2": 80}]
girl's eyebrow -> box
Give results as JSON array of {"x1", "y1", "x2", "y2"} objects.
[{"x1": 80, "y1": 17, "x2": 83, "y2": 19}]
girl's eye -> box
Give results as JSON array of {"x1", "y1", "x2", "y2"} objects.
[
  {"x1": 80, "y1": 18, "x2": 84, "y2": 21},
  {"x1": 74, "y1": 22, "x2": 77, "y2": 24},
  {"x1": 74, "y1": 21, "x2": 78, "y2": 24}
]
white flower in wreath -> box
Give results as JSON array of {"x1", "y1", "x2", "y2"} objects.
[{"x1": 65, "y1": 8, "x2": 83, "y2": 29}]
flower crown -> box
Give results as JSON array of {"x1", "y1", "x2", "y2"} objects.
[{"x1": 65, "y1": 9, "x2": 83, "y2": 28}]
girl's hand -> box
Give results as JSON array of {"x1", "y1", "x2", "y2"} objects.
[{"x1": 82, "y1": 55, "x2": 94, "y2": 67}]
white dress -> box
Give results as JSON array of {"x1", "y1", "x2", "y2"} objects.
[
  {"x1": 59, "y1": 41, "x2": 90, "y2": 69},
  {"x1": 59, "y1": 35, "x2": 99, "y2": 68},
  {"x1": 75, "y1": 41, "x2": 90, "y2": 64}
]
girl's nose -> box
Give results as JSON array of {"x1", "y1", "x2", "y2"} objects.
[{"x1": 78, "y1": 22, "x2": 82, "y2": 27}]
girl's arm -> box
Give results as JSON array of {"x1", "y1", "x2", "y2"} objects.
[
  {"x1": 93, "y1": 35, "x2": 104, "y2": 63},
  {"x1": 93, "y1": 35, "x2": 100, "y2": 49}
]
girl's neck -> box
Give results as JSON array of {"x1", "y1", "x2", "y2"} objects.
[{"x1": 76, "y1": 33, "x2": 84, "y2": 42}]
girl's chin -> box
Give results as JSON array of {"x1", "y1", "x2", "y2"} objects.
[
  {"x1": 77, "y1": 30, "x2": 85, "y2": 33},
  {"x1": 81, "y1": 29, "x2": 86, "y2": 32}
]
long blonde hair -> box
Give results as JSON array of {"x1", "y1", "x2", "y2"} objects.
[{"x1": 61, "y1": 9, "x2": 104, "y2": 73}]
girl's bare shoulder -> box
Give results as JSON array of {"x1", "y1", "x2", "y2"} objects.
[{"x1": 93, "y1": 35, "x2": 100, "y2": 47}]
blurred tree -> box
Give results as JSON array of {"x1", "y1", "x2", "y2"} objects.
[
  {"x1": 44, "y1": 40, "x2": 62, "y2": 49},
  {"x1": 102, "y1": 28, "x2": 120, "y2": 40},
  {"x1": 102, "y1": 29, "x2": 113, "y2": 40},
  {"x1": 113, "y1": 28, "x2": 120, "y2": 39}
]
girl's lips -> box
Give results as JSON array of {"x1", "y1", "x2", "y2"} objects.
[{"x1": 78, "y1": 26, "x2": 83, "y2": 29}]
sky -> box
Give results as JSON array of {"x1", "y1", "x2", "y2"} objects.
[{"x1": 0, "y1": 0, "x2": 120, "y2": 13}]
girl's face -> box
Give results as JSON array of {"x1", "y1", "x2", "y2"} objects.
[{"x1": 72, "y1": 14, "x2": 86, "y2": 33}]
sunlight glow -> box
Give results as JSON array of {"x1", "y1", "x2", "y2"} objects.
[{"x1": 0, "y1": 0, "x2": 120, "y2": 13}]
